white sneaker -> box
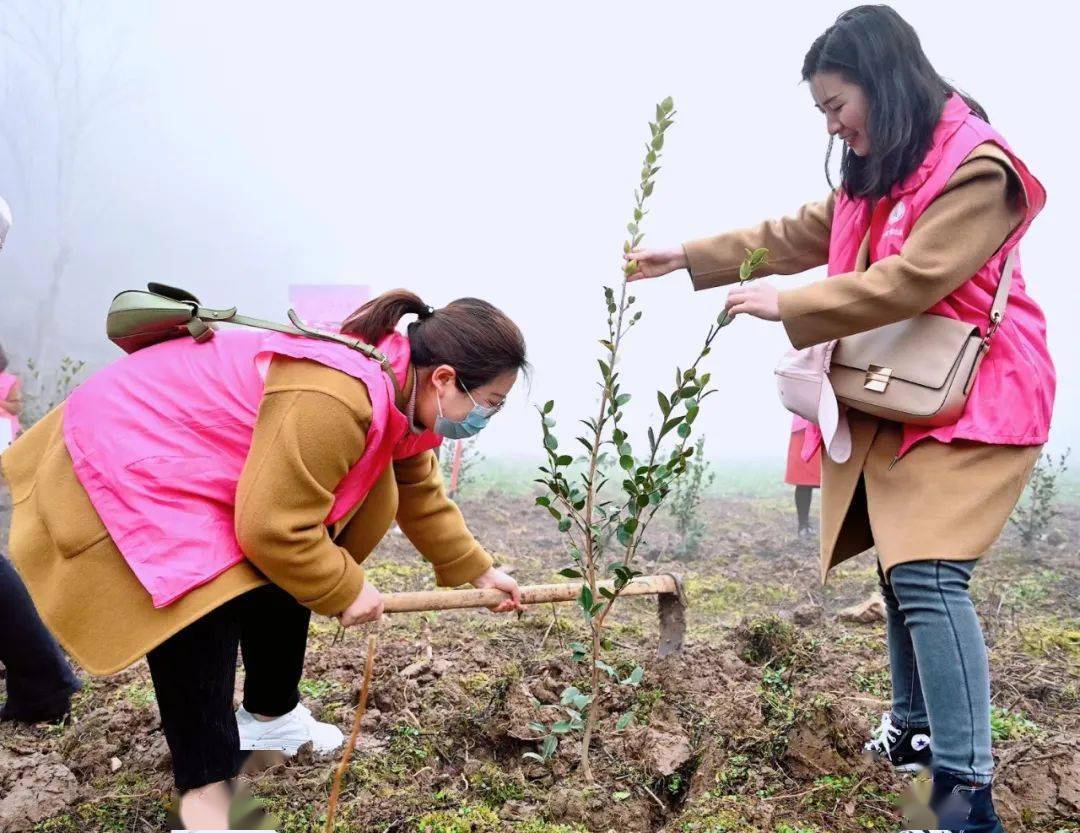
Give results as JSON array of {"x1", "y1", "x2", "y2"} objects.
[{"x1": 236, "y1": 703, "x2": 344, "y2": 754}]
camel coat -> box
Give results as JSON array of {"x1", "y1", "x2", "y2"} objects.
[
  {"x1": 1, "y1": 357, "x2": 493, "y2": 675},
  {"x1": 683, "y1": 144, "x2": 1042, "y2": 580}
]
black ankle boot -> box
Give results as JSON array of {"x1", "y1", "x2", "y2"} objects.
[{"x1": 928, "y1": 769, "x2": 1004, "y2": 833}]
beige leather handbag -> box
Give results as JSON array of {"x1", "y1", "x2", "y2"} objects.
[{"x1": 828, "y1": 248, "x2": 1017, "y2": 427}]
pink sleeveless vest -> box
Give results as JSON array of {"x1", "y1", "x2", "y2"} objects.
[
  {"x1": 0, "y1": 372, "x2": 20, "y2": 444},
  {"x1": 62, "y1": 329, "x2": 441, "y2": 608},
  {"x1": 802, "y1": 94, "x2": 1053, "y2": 461}
]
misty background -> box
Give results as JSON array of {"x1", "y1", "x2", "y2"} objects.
[{"x1": 1, "y1": 0, "x2": 1075, "y2": 468}]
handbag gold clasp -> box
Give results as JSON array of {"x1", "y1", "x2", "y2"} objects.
[{"x1": 864, "y1": 364, "x2": 892, "y2": 393}]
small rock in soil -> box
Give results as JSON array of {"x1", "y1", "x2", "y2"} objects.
[{"x1": 838, "y1": 593, "x2": 887, "y2": 623}]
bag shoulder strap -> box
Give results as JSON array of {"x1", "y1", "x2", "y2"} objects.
[
  {"x1": 985, "y1": 247, "x2": 1018, "y2": 344},
  {"x1": 991, "y1": 248, "x2": 1017, "y2": 324},
  {"x1": 167, "y1": 289, "x2": 404, "y2": 401}
]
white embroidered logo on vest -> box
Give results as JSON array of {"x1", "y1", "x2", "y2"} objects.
[{"x1": 888, "y1": 201, "x2": 906, "y2": 225}]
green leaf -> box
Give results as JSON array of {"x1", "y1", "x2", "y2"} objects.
[
  {"x1": 547, "y1": 506, "x2": 562, "y2": 520},
  {"x1": 615, "y1": 393, "x2": 631, "y2": 407},
  {"x1": 596, "y1": 660, "x2": 618, "y2": 678},
  {"x1": 677, "y1": 423, "x2": 692, "y2": 439},
  {"x1": 651, "y1": 133, "x2": 664, "y2": 151},
  {"x1": 643, "y1": 181, "x2": 655, "y2": 197},
  {"x1": 542, "y1": 735, "x2": 558, "y2": 759},
  {"x1": 558, "y1": 567, "x2": 583, "y2": 579},
  {"x1": 600, "y1": 586, "x2": 616, "y2": 599},
  {"x1": 661, "y1": 96, "x2": 674, "y2": 113},
  {"x1": 660, "y1": 415, "x2": 685, "y2": 438},
  {"x1": 522, "y1": 752, "x2": 545, "y2": 763},
  {"x1": 544, "y1": 434, "x2": 558, "y2": 451},
  {"x1": 657, "y1": 391, "x2": 671, "y2": 414},
  {"x1": 535, "y1": 496, "x2": 550, "y2": 507},
  {"x1": 543, "y1": 400, "x2": 554, "y2": 414},
  {"x1": 616, "y1": 713, "x2": 636, "y2": 731},
  {"x1": 619, "y1": 454, "x2": 635, "y2": 471},
  {"x1": 558, "y1": 518, "x2": 572, "y2": 533},
  {"x1": 560, "y1": 686, "x2": 581, "y2": 705},
  {"x1": 579, "y1": 585, "x2": 595, "y2": 616},
  {"x1": 614, "y1": 565, "x2": 639, "y2": 586},
  {"x1": 528, "y1": 721, "x2": 546, "y2": 734},
  {"x1": 556, "y1": 454, "x2": 573, "y2": 466},
  {"x1": 627, "y1": 222, "x2": 638, "y2": 235}
]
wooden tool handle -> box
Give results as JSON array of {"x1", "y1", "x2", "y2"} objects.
[{"x1": 380, "y1": 574, "x2": 678, "y2": 613}]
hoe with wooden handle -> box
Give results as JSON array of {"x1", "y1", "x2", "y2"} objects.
[
  {"x1": 320, "y1": 574, "x2": 686, "y2": 831},
  {"x1": 381, "y1": 573, "x2": 687, "y2": 657}
]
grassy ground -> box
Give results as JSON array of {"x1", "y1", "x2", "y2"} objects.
[{"x1": 1, "y1": 464, "x2": 1078, "y2": 832}]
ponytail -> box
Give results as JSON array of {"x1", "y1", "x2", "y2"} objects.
[
  {"x1": 341, "y1": 289, "x2": 435, "y2": 344},
  {"x1": 341, "y1": 289, "x2": 528, "y2": 390}
]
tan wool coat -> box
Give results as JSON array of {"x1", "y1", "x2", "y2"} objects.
[
  {"x1": 1, "y1": 357, "x2": 493, "y2": 675},
  {"x1": 682, "y1": 143, "x2": 1042, "y2": 580}
]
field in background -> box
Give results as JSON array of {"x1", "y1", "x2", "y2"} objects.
[{"x1": 465, "y1": 453, "x2": 1080, "y2": 503}]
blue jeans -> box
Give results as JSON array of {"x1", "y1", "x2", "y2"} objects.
[{"x1": 878, "y1": 559, "x2": 994, "y2": 785}]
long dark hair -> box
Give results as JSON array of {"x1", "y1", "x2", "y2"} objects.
[
  {"x1": 0, "y1": 343, "x2": 8, "y2": 374},
  {"x1": 803, "y1": 5, "x2": 987, "y2": 199},
  {"x1": 341, "y1": 289, "x2": 528, "y2": 390}
]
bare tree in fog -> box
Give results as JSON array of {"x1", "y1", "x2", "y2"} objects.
[{"x1": 0, "y1": 0, "x2": 125, "y2": 363}]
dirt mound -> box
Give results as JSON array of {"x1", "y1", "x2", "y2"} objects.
[
  {"x1": 996, "y1": 741, "x2": 1080, "y2": 825},
  {"x1": 0, "y1": 747, "x2": 78, "y2": 832}
]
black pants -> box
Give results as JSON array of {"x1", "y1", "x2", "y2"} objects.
[
  {"x1": 146, "y1": 583, "x2": 312, "y2": 792},
  {"x1": 0, "y1": 554, "x2": 82, "y2": 722}
]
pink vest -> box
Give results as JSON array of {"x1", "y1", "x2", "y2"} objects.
[
  {"x1": 0, "y1": 372, "x2": 20, "y2": 442},
  {"x1": 62, "y1": 329, "x2": 441, "y2": 608},
  {"x1": 802, "y1": 94, "x2": 1053, "y2": 461}
]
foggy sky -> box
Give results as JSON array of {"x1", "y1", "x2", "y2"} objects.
[{"x1": 1, "y1": 1, "x2": 1074, "y2": 462}]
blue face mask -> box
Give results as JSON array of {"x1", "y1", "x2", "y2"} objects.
[{"x1": 434, "y1": 383, "x2": 500, "y2": 440}]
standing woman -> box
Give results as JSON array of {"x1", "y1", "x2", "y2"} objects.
[
  {"x1": 1, "y1": 290, "x2": 527, "y2": 829},
  {"x1": 786, "y1": 414, "x2": 822, "y2": 537},
  {"x1": 0, "y1": 200, "x2": 83, "y2": 724},
  {"x1": 626, "y1": 7, "x2": 1052, "y2": 832}
]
